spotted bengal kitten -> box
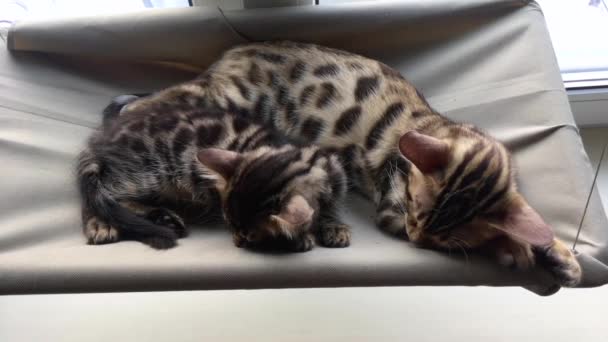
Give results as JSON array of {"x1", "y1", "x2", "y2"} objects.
[
  {"x1": 116, "y1": 41, "x2": 581, "y2": 286},
  {"x1": 77, "y1": 97, "x2": 353, "y2": 252}
]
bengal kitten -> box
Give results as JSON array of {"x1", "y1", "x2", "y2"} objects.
[
  {"x1": 117, "y1": 41, "x2": 581, "y2": 286},
  {"x1": 77, "y1": 97, "x2": 353, "y2": 251}
]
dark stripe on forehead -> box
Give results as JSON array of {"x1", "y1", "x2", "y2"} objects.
[
  {"x1": 456, "y1": 148, "x2": 494, "y2": 191},
  {"x1": 443, "y1": 142, "x2": 485, "y2": 194},
  {"x1": 196, "y1": 123, "x2": 225, "y2": 147},
  {"x1": 238, "y1": 128, "x2": 266, "y2": 152},
  {"x1": 333, "y1": 105, "x2": 362, "y2": 136},
  {"x1": 227, "y1": 137, "x2": 240, "y2": 151},
  {"x1": 314, "y1": 63, "x2": 340, "y2": 77},
  {"x1": 316, "y1": 82, "x2": 337, "y2": 109},
  {"x1": 365, "y1": 102, "x2": 404, "y2": 149},
  {"x1": 235, "y1": 149, "x2": 304, "y2": 196},
  {"x1": 355, "y1": 76, "x2": 380, "y2": 102},
  {"x1": 426, "y1": 141, "x2": 484, "y2": 225},
  {"x1": 478, "y1": 183, "x2": 509, "y2": 213},
  {"x1": 475, "y1": 148, "x2": 504, "y2": 202},
  {"x1": 300, "y1": 117, "x2": 325, "y2": 142},
  {"x1": 232, "y1": 116, "x2": 250, "y2": 133},
  {"x1": 454, "y1": 158, "x2": 505, "y2": 226}
]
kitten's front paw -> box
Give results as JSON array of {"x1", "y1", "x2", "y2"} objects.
[
  {"x1": 84, "y1": 216, "x2": 119, "y2": 245},
  {"x1": 319, "y1": 223, "x2": 351, "y2": 248},
  {"x1": 493, "y1": 238, "x2": 535, "y2": 271},
  {"x1": 535, "y1": 239, "x2": 582, "y2": 287},
  {"x1": 141, "y1": 236, "x2": 178, "y2": 250},
  {"x1": 145, "y1": 208, "x2": 188, "y2": 238},
  {"x1": 291, "y1": 234, "x2": 314, "y2": 252}
]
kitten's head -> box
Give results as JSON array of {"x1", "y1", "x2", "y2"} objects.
[
  {"x1": 197, "y1": 147, "x2": 316, "y2": 249},
  {"x1": 399, "y1": 129, "x2": 554, "y2": 251}
]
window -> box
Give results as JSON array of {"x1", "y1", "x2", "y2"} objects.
[
  {"x1": 0, "y1": 0, "x2": 190, "y2": 22},
  {"x1": 537, "y1": 0, "x2": 608, "y2": 88}
]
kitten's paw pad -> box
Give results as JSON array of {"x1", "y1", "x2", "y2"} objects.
[
  {"x1": 84, "y1": 217, "x2": 119, "y2": 245},
  {"x1": 292, "y1": 234, "x2": 314, "y2": 252},
  {"x1": 320, "y1": 224, "x2": 351, "y2": 248},
  {"x1": 145, "y1": 208, "x2": 188, "y2": 238},
  {"x1": 536, "y1": 242, "x2": 582, "y2": 287},
  {"x1": 495, "y1": 242, "x2": 535, "y2": 271},
  {"x1": 142, "y1": 236, "x2": 178, "y2": 250}
]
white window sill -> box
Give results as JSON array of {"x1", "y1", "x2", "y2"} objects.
[{"x1": 569, "y1": 87, "x2": 608, "y2": 127}]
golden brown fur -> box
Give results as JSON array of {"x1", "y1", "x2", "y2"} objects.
[{"x1": 122, "y1": 41, "x2": 581, "y2": 286}]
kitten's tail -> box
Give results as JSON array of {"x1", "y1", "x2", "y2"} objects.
[{"x1": 77, "y1": 149, "x2": 178, "y2": 249}]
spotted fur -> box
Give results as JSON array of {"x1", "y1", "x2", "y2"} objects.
[
  {"x1": 77, "y1": 98, "x2": 353, "y2": 251},
  {"x1": 117, "y1": 41, "x2": 580, "y2": 286}
]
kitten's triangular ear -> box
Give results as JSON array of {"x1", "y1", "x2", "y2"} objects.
[
  {"x1": 398, "y1": 131, "x2": 450, "y2": 173},
  {"x1": 271, "y1": 195, "x2": 314, "y2": 231},
  {"x1": 197, "y1": 148, "x2": 243, "y2": 181},
  {"x1": 491, "y1": 197, "x2": 555, "y2": 247}
]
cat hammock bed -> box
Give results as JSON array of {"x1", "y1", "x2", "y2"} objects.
[{"x1": 2, "y1": 0, "x2": 607, "y2": 296}]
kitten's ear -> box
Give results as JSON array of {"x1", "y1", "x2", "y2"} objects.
[
  {"x1": 271, "y1": 195, "x2": 314, "y2": 232},
  {"x1": 398, "y1": 131, "x2": 450, "y2": 173},
  {"x1": 197, "y1": 148, "x2": 243, "y2": 181},
  {"x1": 490, "y1": 196, "x2": 555, "y2": 247}
]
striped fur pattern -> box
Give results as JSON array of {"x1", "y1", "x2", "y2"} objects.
[
  {"x1": 77, "y1": 98, "x2": 352, "y2": 251},
  {"x1": 115, "y1": 41, "x2": 579, "y2": 286}
]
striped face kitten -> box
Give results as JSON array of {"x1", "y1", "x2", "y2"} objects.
[
  {"x1": 77, "y1": 97, "x2": 350, "y2": 251},
  {"x1": 118, "y1": 41, "x2": 581, "y2": 286},
  {"x1": 397, "y1": 130, "x2": 581, "y2": 284},
  {"x1": 198, "y1": 145, "x2": 351, "y2": 251}
]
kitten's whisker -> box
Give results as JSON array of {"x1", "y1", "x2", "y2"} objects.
[{"x1": 450, "y1": 239, "x2": 470, "y2": 266}]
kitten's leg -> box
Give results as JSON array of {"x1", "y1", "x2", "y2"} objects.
[
  {"x1": 534, "y1": 239, "x2": 582, "y2": 287},
  {"x1": 374, "y1": 172, "x2": 409, "y2": 238},
  {"x1": 317, "y1": 217, "x2": 351, "y2": 248},
  {"x1": 485, "y1": 236, "x2": 535, "y2": 270},
  {"x1": 82, "y1": 208, "x2": 120, "y2": 245},
  {"x1": 485, "y1": 237, "x2": 582, "y2": 287},
  {"x1": 289, "y1": 233, "x2": 316, "y2": 252},
  {"x1": 121, "y1": 201, "x2": 188, "y2": 238},
  {"x1": 232, "y1": 231, "x2": 315, "y2": 252},
  {"x1": 316, "y1": 153, "x2": 351, "y2": 248},
  {"x1": 144, "y1": 208, "x2": 188, "y2": 238}
]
